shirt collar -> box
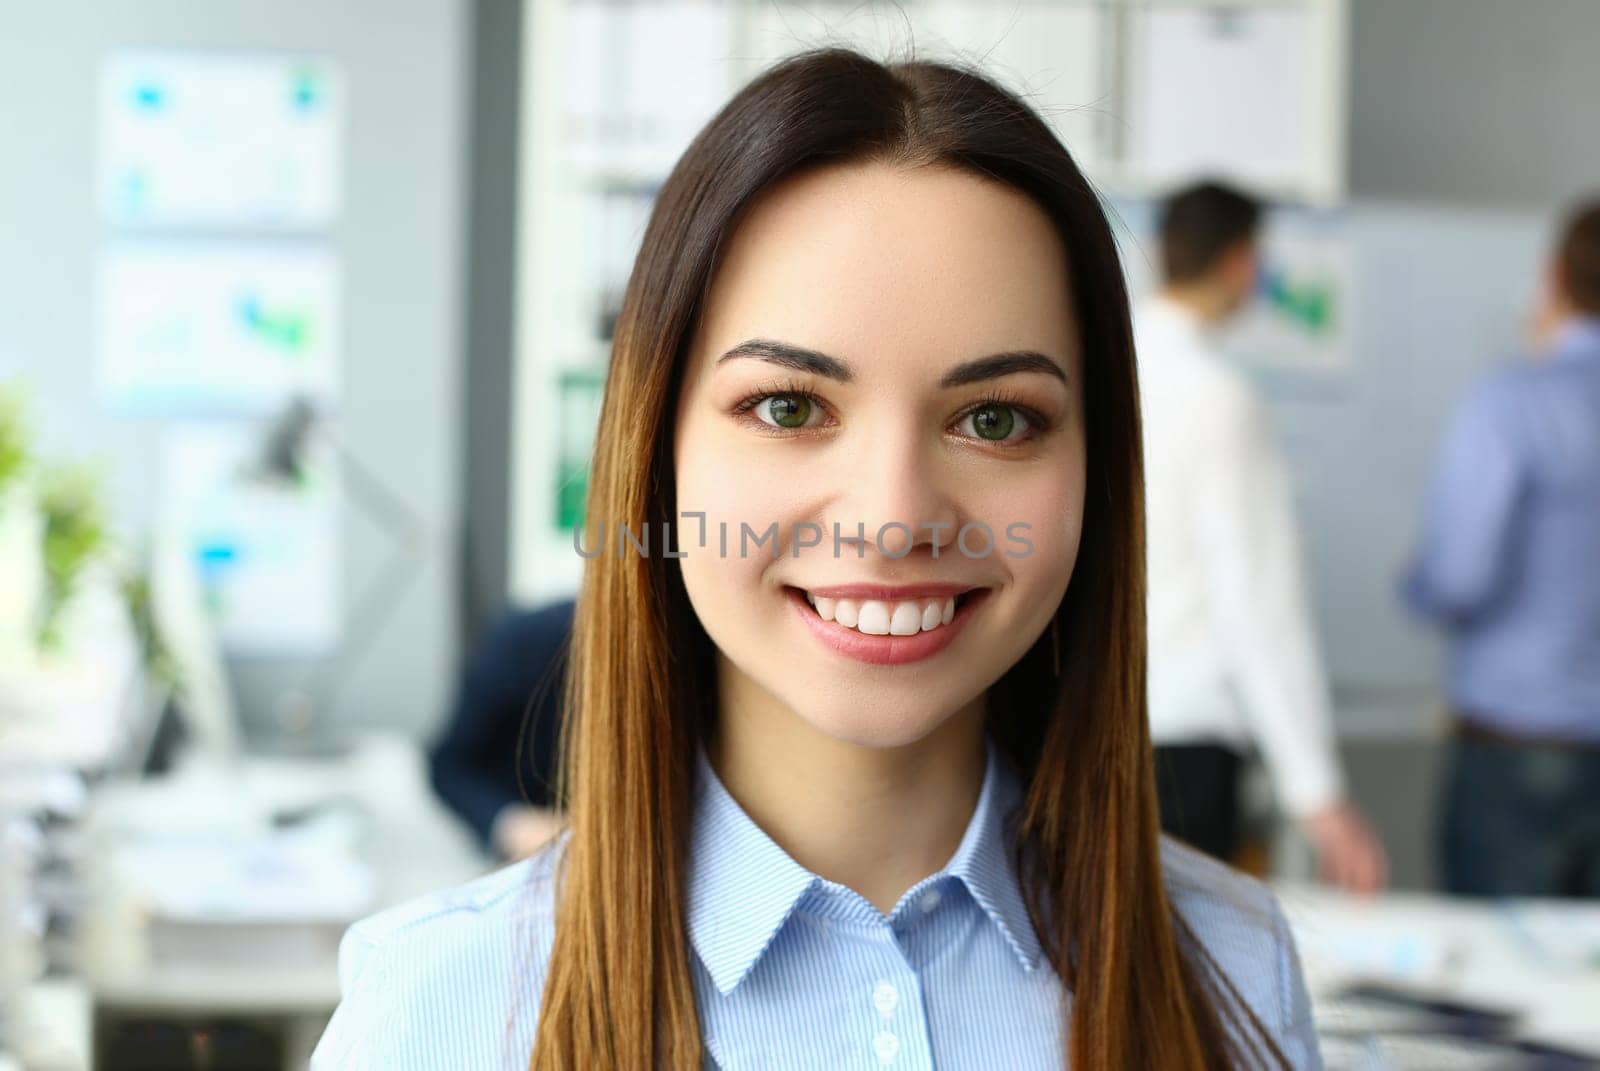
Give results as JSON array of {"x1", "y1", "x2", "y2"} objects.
[
  {"x1": 1137, "y1": 293, "x2": 1221, "y2": 351},
  {"x1": 1549, "y1": 314, "x2": 1600, "y2": 363},
  {"x1": 685, "y1": 748, "x2": 818, "y2": 996},
  {"x1": 937, "y1": 737, "x2": 1044, "y2": 974},
  {"x1": 685, "y1": 737, "x2": 1042, "y2": 996}
]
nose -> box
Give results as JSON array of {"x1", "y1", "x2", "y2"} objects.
[{"x1": 830, "y1": 424, "x2": 960, "y2": 559}]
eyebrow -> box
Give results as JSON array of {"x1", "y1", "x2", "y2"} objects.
[{"x1": 715, "y1": 338, "x2": 1069, "y2": 388}]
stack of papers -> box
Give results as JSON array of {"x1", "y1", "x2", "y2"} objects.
[
  {"x1": 89, "y1": 818, "x2": 376, "y2": 973},
  {"x1": 1290, "y1": 917, "x2": 1458, "y2": 991},
  {"x1": 109, "y1": 828, "x2": 374, "y2": 924},
  {"x1": 1503, "y1": 902, "x2": 1600, "y2": 972}
]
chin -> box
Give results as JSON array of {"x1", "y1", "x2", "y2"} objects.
[{"x1": 783, "y1": 689, "x2": 966, "y2": 751}]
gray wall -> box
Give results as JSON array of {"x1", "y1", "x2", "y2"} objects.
[
  {"x1": 1350, "y1": 0, "x2": 1600, "y2": 210},
  {"x1": 459, "y1": 0, "x2": 522, "y2": 648},
  {"x1": 0, "y1": 0, "x2": 468, "y2": 740}
]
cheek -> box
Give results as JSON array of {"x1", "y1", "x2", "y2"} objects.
[
  {"x1": 674, "y1": 412, "x2": 795, "y2": 606},
  {"x1": 678, "y1": 420, "x2": 790, "y2": 542},
  {"x1": 967, "y1": 450, "x2": 1086, "y2": 585}
]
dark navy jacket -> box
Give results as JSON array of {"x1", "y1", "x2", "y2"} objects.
[{"x1": 426, "y1": 600, "x2": 575, "y2": 848}]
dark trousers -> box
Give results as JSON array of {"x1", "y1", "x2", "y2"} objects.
[
  {"x1": 1154, "y1": 744, "x2": 1244, "y2": 863},
  {"x1": 1439, "y1": 728, "x2": 1600, "y2": 897}
]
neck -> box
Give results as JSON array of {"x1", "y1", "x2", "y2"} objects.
[
  {"x1": 1159, "y1": 282, "x2": 1234, "y2": 326},
  {"x1": 709, "y1": 660, "x2": 988, "y2": 915}
]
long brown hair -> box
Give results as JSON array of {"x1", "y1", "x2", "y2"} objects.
[{"x1": 532, "y1": 47, "x2": 1287, "y2": 1070}]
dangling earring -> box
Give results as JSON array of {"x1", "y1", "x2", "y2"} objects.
[{"x1": 1050, "y1": 616, "x2": 1061, "y2": 678}]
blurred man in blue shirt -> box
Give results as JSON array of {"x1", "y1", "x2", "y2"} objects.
[{"x1": 1402, "y1": 198, "x2": 1600, "y2": 897}]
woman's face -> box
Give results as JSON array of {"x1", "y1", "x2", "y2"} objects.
[{"x1": 672, "y1": 160, "x2": 1086, "y2": 749}]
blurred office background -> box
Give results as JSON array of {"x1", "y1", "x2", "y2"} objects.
[{"x1": 2, "y1": 1, "x2": 1598, "y2": 1068}]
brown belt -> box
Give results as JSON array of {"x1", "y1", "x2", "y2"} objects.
[{"x1": 1453, "y1": 712, "x2": 1600, "y2": 754}]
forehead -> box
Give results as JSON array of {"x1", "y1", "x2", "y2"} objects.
[{"x1": 693, "y1": 161, "x2": 1078, "y2": 370}]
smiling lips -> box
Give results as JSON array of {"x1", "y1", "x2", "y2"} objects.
[{"x1": 787, "y1": 585, "x2": 984, "y2": 665}]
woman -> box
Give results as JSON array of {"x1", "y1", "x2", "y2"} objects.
[{"x1": 312, "y1": 48, "x2": 1318, "y2": 1070}]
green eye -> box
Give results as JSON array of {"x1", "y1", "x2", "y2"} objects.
[
  {"x1": 764, "y1": 394, "x2": 812, "y2": 429},
  {"x1": 970, "y1": 404, "x2": 1016, "y2": 441}
]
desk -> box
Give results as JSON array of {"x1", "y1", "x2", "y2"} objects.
[
  {"x1": 1277, "y1": 883, "x2": 1600, "y2": 1066},
  {"x1": 50, "y1": 732, "x2": 491, "y2": 1071}
]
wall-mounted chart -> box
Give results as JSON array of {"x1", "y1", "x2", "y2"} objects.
[
  {"x1": 95, "y1": 241, "x2": 340, "y2": 415},
  {"x1": 98, "y1": 50, "x2": 345, "y2": 230},
  {"x1": 1226, "y1": 221, "x2": 1353, "y2": 375}
]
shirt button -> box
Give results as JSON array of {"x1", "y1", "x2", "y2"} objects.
[
  {"x1": 919, "y1": 889, "x2": 942, "y2": 913},
  {"x1": 873, "y1": 1030, "x2": 900, "y2": 1064},
  {"x1": 872, "y1": 980, "x2": 898, "y2": 1016}
]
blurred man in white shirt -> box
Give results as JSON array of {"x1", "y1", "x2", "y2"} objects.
[{"x1": 1136, "y1": 181, "x2": 1387, "y2": 894}]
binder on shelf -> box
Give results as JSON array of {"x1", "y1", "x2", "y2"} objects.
[{"x1": 555, "y1": 366, "x2": 607, "y2": 535}]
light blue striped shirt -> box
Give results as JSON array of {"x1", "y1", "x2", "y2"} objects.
[{"x1": 311, "y1": 739, "x2": 1320, "y2": 1069}]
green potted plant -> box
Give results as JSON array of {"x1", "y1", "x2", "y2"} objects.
[
  {"x1": 0, "y1": 385, "x2": 43, "y2": 662},
  {"x1": 36, "y1": 462, "x2": 110, "y2": 655}
]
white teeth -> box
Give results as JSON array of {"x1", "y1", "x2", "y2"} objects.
[
  {"x1": 889, "y1": 602, "x2": 922, "y2": 635},
  {"x1": 805, "y1": 593, "x2": 967, "y2": 635},
  {"x1": 857, "y1": 601, "x2": 891, "y2": 635}
]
